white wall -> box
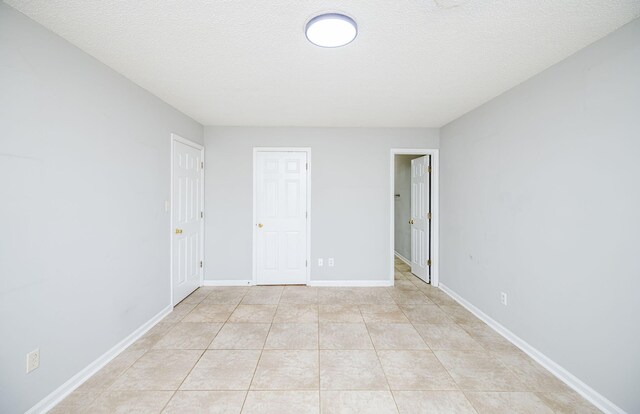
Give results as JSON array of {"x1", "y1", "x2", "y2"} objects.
[
  {"x1": 394, "y1": 154, "x2": 422, "y2": 260},
  {"x1": 204, "y1": 127, "x2": 438, "y2": 283},
  {"x1": 440, "y1": 18, "x2": 640, "y2": 413},
  {"x1": 0, "y1": 5, "x2": 203, "y2": 413}
]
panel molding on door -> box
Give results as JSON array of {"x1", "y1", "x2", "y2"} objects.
[
  {"x1": 254, "y1": 149, "x2": 309, "y2": 285},
  {"x1": 410, "y1": 155, "x2": 431, "y2": 282},
  {"x1": 171, "y1": 135, "x2": 204, "y2": 305}
]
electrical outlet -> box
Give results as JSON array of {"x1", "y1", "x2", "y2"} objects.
[
  {"x1": 328, "y1": 258, "x2": 334, "y2": 267},
  {"x1": 26, "y1": 348, "x2": 40, "y2": 373},
  {"x1": 318, "y1": 258, "x2": 323, "y2": 267},
  {"x1": 500, "y1": 292, "x2": 508, "y2": 306}
]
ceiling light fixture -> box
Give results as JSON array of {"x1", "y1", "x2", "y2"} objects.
[{"x1": 305, "y1": 13, "x2": 357, "y2": 48}]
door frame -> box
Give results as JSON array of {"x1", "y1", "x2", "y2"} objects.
[
  {"x1": 389, "y1": 149, "x2": 439, "y2": 287},
  {"x1": 252, "y1": 147, "x2": 312, "y2": 286},
  {"x1": 170, "y1": 133, "x2": 205, "y2": 306}
]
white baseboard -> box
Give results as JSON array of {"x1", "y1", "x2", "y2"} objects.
[
  {"x1": 203, "y1": 280, "x2": 253, "y2": 286},
  {"x1": 27, "y1": 305, "x2": 172, "y2": 414},
  {"x1": 307, "y1": 280, "x2": 393, "y2": 287},
  {"x1": 438, "y1": 284, "x2": 626, "y2": 414},
  {"x1": 394, "y1": 252, "x2": 411, "y2": 266}
]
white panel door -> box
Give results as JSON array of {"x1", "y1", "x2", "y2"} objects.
[
  {"x1": 172, "y1": 139, "x2": 203, "y2": 305},
  {"x1": 410, "y1": 155, "x2": 431, "y2": 282},
  {"x1": 256, "y1": 151, "x2": 308, "y2": 285}
]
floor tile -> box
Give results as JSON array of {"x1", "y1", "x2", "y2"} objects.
[
  {"x1": 209, "y1": 323, "x2": 270, "y2": 350},
  {"x1": 111, "y1": 350, "x2": 202, "y2": 390},
  {"x1": 202, "y1": 288, "x2": 248, "y2": 306},
  {"x1": 399, "y1": 304, "x2": 454, "y2": 324},
  {"x1": 359, "y1": 305, "x2": 410, "y2": 323},
  {"x1": 438, "y1": 305, "x2": 481, "y2": 324},
  {"x1": 49, "y1": 391, "x2": 100, "y2": 414},
  {"x1": 366, "y1": 324, "x2": 428, "y2": 350},
  {"x1": 181, "y1": 350, "x2": 261, "y2": 390},
  {"x1": 465, "y1": 391, "x2": 555, "y2": 413},
  {"x1": 264, "y1": 323, "x2": 319, "y2": 349},
  {"x1": 491, "y1": 349, "x2": 570, "y2": 392},
  {"x1": 242, "y1": 391, "x2": 319, "y2": 414},
  {"x1": 393, "y1": 391, "x2": 477, "y2": 414},
  {"x1": 319, "y1": 323, "x2": 373, "y2": 349},
  {"x1": 321, "y1": 390, "x2": 398, "y2": 413},
  {"x1": 318, "y1": 305, "x2": 363, "y2": 323},
  {"x1": 392, "y1": 280, "x2": 420, "y2": 291},
  {"x1": 163, "y1": 303, "x2": 198, "y2": 323},
  {"x1": 320, "y1": 350, "x2": 388, "y2": 390},
  {"x1": 228, "y1": 305, "x2": 277, "y2": 323},
  {"x1": 76, "y1": 349, "x2": 146, "y2": 392},
  {"x1": 317, "y1": 288, "x2": 358, "y2": 305},
  {"x1": 413, "y1": 324, "x2": 481, "y2": 350},
  {"x1": 280, "y1": 287, "x2": 319, "y2": 304},
  {"x1": 127, "y1": 322, "x2": 176, "y2": 351},
  {"x1": 85, "y1": 390, "x2": 173, "y2": 413},
  {"x1": 459, "y1": 323, "x2": 518, "y2": 352},
  {"x1": 420, "y1": 288, "x2": 459, "y2": 306},
  {"x1": 241, "y1": 286, "x2": 283, "y2": 304},
  {"x1": 273, "y1": 304, "x2": 318, "y2": 323},
  {"x1": 162, "y1": 391, "x2": 246, "y2": 414},
  {"x1": 378, "y1": 350, "x2": 457, "y2": 390},
  {"x1": 535, "y1": 391, "x2": 603, "y2": 414},
  {"x1": 251, "y1": 350, "x2": 319, "y2": 390},
  {"x1": 183, "y1": 304, "x2": 236, "y2": 323},
  {"x1": 154, "y1": 322, "x2": 222, "y2": 349},
  {"x1": 434, "y1": 350, "x2": 526, "y2": 391},
  {"x1": 349, "y1": 288, "x2": 395, "y2": 305},
  {"x1": 388, "y1": 289, "x2": 433, "y2": 305}
]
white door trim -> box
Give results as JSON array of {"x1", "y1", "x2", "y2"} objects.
[
  {"x1": 170, "y1": 133, "x2": 204, "y2": 306},
  {"x1": 252, "y1": 147, "x2": 311, "y2": 286},
  {"x1": 390, "y1": 149, "x2": 439, "y2": 287}
]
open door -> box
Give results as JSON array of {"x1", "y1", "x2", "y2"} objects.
[
  {"x1": 171, "y1": 136, "x2": 204, "y2": 305},
  {"x1": 410, "y1": 155, "x2": 431, "y2": 282}
]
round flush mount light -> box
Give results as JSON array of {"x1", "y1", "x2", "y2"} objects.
[{"x1": 305, "y1": 13, "x2": 357, "y2": 48}]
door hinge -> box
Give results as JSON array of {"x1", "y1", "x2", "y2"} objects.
[
  {"x1": 427, "y1": 212, "x2": 432, "y2": 220},
  {"x1": 200, "y1": 261, "x2": 203, "y2": 268},
  {"x1": 427, "y1": 259, "x2": 432, "y2": 267},
  {"x1": 306, "y1": 211, "x2": 308, "y2": 219},
  {"x1": 201, "y1": 211, "x2": 204, "y2": 218},
  {"x1": 305, "y1": 260, "x2": 308, "y2": 267},
  {"x1": 201, "y1": 161, "x2": 204, "y2": 169},
  {"x1": 306, "y1": 163, "x2": 308, "y2": 170},
  {"x1": 427, "y1": 166, "x2": 432, "y2": 173}
]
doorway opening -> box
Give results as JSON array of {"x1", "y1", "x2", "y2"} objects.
[
  {"x1": 390, "y1": 149, "x2": 439, "y2": 287},
  {"x1": 253, "y1": 148, "x2": 311, "y2": 286}
]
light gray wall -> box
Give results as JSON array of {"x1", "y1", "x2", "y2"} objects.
[
  {"x1": 0, "y1": 5, "x2": 203, "y2": 413},
  {"x1": 394, "y1": 154, "x2": 422, "y2": 260},
  {"x1": 204, "y1": 127, "x2": 439, "y2": 282},
  {"x1": 440, "y1": 18, "x2": 640, "y2": 413}
]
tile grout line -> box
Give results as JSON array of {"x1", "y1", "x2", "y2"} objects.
[
  {"x1": 359, "y1": 303, "x2": 402, "y2": 414},
  {"x1": 238, "y1": 286, "x2": 282, "y2": 413}
]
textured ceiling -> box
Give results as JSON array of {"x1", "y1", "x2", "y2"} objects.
[{"x1": 5, "y1": 0, "x2": 640, "y2": 127}]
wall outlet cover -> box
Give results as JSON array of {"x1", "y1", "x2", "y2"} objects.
[{"x1": 27, "y1": 348, "x2": 40, "y2": 373}]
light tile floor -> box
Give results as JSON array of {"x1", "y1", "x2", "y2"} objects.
[{"x1": 51, "y1": 258, "x2": 602, "y2": 413}]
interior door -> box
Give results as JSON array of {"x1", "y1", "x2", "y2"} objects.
[
  {"x1": 255, "y1": 151, "x2": 308, "y2": 285},
  {"x1": 172, "y1": 139, "x2": 203, "y2": 305},
  {"x1": 410, "y1": 155, "x2": 431, "y2": 282}
]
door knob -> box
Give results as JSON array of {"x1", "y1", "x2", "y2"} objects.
[
  {"x1": 175, "y1": 228, "x2": 183, "y2": 234},
  {"x1": 409, "y1": 219, "x2": 414, "y2": 225},
  {"x1": 257, "y1": 223, "x2": 264, "y2": 228}
]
